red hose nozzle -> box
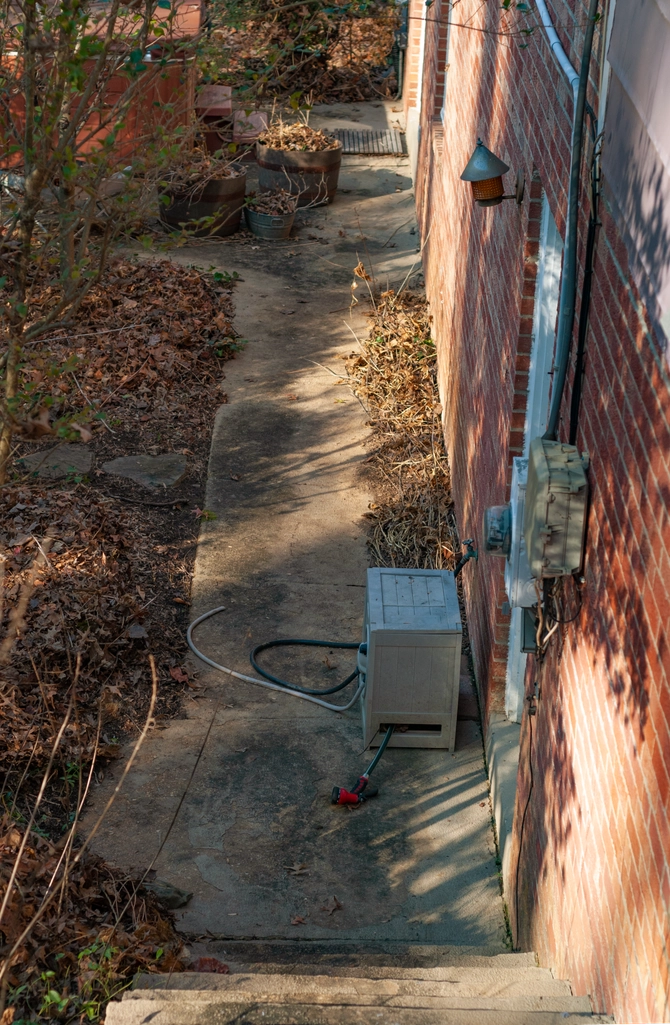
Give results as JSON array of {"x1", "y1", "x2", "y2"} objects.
[{"x1": 331, "y1": 775, "x2": 378, "y2": 805}]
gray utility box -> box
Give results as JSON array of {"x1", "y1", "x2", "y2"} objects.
[
  {"x1": 361, "y1": 568, "x2": 462, "y2": 750},
  {"x1": 524, "y1": 438, "x2": 589, "y2": 578}
]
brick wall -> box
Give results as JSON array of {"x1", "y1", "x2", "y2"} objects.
[
  {"x1": 403, "y1": 0, "x2": 424, "y2": 119},
  {"x1": 407, "y1": 0, "x2": 670, "y2": 1021}
]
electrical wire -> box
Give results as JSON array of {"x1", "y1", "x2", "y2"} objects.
[
  {"x1": 544, "y1": 577, "x2": 584, "y2": 625},
  {"x1": 187, "y1": 606, "x2": 365, "y2": 712},
  {"x1": 514, "y1": 705, "x2": 534, "y2": 948},
  {"x1": 543, "y1": 0, "x2": 600, "y2": 441}
]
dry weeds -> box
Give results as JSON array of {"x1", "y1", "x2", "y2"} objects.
[{"x1": 347, "y1": 290, "x2": 458, "y2": 571}]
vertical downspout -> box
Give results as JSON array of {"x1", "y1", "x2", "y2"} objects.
[{"x1": 543, "y1": 0, "x2": 600, "y2": 441}]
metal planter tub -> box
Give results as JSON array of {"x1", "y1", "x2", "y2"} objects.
[
  {"x1": 244, "y1": 206, "x2": 295, "y2": 240},
  {"x1": 256, "y1": 142, "x2": 342, "y2": 206},
  {"x1": 160, "y1": 168, "x2": 246, "y2": 236}
]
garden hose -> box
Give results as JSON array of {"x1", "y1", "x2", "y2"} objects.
[
  {"x1": 187, "y1": 606, "x2": 365, "y2": 712},
  {"x1": 331, "y1": 724, "x2": 394, "y2": 805},
  {"x1": 250, "y1": 637, "x2": 360, "y2": 696}
]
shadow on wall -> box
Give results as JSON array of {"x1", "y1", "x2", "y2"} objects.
[
  {"x1": 602, "y1": 73, "x2": 670, "y2": 348},
  {"x1": 422, "y1": 1, "x2": 669, "y2": 1017},
  {"x1": 433, "y1": 8, "x2": 526, "y2": 721},
  {"x1": 512, "y1": 167, "x2": 669, "y2": 1022}
]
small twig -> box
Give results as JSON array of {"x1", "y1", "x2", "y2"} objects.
[
  {"x1": 0, "y1": 535, "x2": 54, "y2": 666},
  {"x1": 301, "y1": 358, "x2": 348, "y2": 379},
  {"x1": 71, "y1": 372, "x2": 117, "y2": 435}
]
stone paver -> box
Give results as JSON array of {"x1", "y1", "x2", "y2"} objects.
[
  {"x1": 20, "y1": 442, "x2": 92, "y2": 480},
  {"x1": 102, "y1": 452, "x2": 187, "y2": 488}
]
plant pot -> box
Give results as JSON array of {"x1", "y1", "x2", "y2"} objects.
[
  {"x1": 160, "y1": 168, "x2": 246, "y2": 236},
  {"x1": 256, "y1": 141, "x2": 342, "y2": 206},
  {"x1": 199, "y1": 114, "x2": 233, "y2": 155},
  {"x1": 244, "y1": 206, "x2": 295, "y2": 240}
]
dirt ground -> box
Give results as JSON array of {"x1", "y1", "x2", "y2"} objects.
[{"x1": 84, "y1": 102, "x2": 509, "y2": 957}]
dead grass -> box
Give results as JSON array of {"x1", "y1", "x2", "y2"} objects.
[{"x1": 347, "y1": 290, "x2": 458, "y2": 571}]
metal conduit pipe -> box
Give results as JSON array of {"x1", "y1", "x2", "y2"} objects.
[
  {"x1": 540, "y1": 0, "x2": 600, "y2": 442},
  {"x1": 534, "y1": 0, "x2": 579, "y2": 101}
]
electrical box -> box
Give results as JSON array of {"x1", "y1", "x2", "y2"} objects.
[
  {"x1": 482, "y1": 459, "x2": 536, "y2": 609},
  {"x1": 521, "y1": 607, "x2": 539, "y2": 652},
  {"x1": 360, "y1": 568, "x2": 462, "y2": 750},
  {"x1": 524, "y1": 438, "x2": 589, "y2": 578},
  {"x1": 504, "y1": 458, "x2": 538, "y2": 609}
]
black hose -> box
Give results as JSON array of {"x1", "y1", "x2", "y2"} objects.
[
  {"x1": 365, "y1": 724, "x2": 394, "y2": 776},
  {"x1": 543, "y1": 0, "x2": 599, "y2": 442},
  {"x1": 250, "y1": 638, "x2": 360, "y2": 696}
]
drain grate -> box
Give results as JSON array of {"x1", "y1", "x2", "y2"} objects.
[{"x1": 331, "y1": 128, "x2": 407, "y2": 155}]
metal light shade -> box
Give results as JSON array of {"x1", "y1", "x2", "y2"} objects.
[{"x1": 461, "y1": 139, "x2": 510, "y2": 207}]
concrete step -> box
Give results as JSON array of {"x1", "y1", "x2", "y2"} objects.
[
  {"x1": 214, "y1": 963, "x2": 571, "y2": 985},
  {"x1": 135, "y1": 969, "x2": 585, "y2": 1005},
  {"x1": 187, "y1": 940, "x2": 538, "y2": 970},
  {"x1": 105, "y1": 998, "x2": 613, "y2": 1025}
]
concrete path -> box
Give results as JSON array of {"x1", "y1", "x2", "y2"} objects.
[{"x1": 88, "y1": 102, "x2": 508, "y2": 952}]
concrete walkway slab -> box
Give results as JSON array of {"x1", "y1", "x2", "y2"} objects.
[{"x1": 86, "y1": 102, "x2": 507, "y2": 953}]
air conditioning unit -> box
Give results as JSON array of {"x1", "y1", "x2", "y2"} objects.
[{"x1": 359, "y1": 568, "x2": 462, "y2": 750}]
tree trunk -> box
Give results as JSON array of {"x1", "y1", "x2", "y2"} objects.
[{"x1": 0, "y1": 329, "x2": 21, "y2": 484}]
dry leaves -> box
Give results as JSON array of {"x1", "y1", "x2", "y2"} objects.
[
  {"x1": 347, "y1": 290, "x2": 458, "y2": 570},
  {"x1": 320, "y1": 896, "x2": 343, "y2": 916},
  {"x1": 1, "y1": 257, "x2": 238, "y2": 828},
  {"x1": 209, "y1": 1, "x2": 399, "y2": 103},
  {"x1": 259, "y1": 121, "x2": 340, "y2": 153},
  {"x1": 0, "y1": 255, "x2": 240, "y2": 1020},
  {"x1": 246, "y1": 189, "x2": 296, "y2": 215},
  {"x1": 353, "y1": 261, "x2": 372, "y2": 281},
  {"x1": 0, "y1": 817, "x2": 185, "y2": 1022},
  {"x1": 284, "y1": 862, "x2": 309, "y2": 876},
  {"x1": 163, "y1": 150, "x2": 243, "y2": 196}
]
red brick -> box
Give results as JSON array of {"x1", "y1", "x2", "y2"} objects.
[{"x1": 407, "y1": 0, "x2": 670, "y2": 1020}]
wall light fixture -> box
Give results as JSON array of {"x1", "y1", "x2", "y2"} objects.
[{"x1": 460, "y1": 139, "x2": 525, "y2": 207}]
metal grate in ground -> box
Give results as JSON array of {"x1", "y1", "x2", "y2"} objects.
[{"x1": 331, "y1": 128, "x2": 407, "y2": 155}]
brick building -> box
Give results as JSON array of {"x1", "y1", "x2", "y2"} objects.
[{"x1": 402, "y1": 0, "x2": 670, "y2": 1021}]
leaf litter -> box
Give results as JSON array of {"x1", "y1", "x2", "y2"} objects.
[
  {"x1": 209, "y1": 0, "x2": 399, "y2": 104},
  {"x1": 1, "y1": 256, "x2": 240, "y2": 1020},
  {"x1": 0, "y1": 815, "x2": 187, "y2": 1022}
]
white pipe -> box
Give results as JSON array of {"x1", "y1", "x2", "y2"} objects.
[
  {"x1": 535, "y1": 0, "x2": 579, "y2": 103},
  {"x1": 187, "y1": 606, "x2": 365, "y2": 713}
]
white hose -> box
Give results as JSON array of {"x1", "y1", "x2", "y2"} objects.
[
  {"x1": 534, "y1": 0, "x2": 579, "y2": 103},
  {"x1": 187, "y1": 606, "x2": 365, "y2": 712}
]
